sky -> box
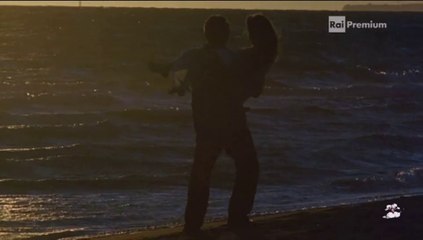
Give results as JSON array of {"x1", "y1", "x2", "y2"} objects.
[{"x1": 0, "y1": 1, "x2": 420, "y2": 11}]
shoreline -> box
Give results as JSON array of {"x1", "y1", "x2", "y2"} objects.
[{"x1": 81, "y1": 194, "x2": 422, "y2": 240}]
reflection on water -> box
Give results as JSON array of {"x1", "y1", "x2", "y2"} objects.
[
  {"x1": 0, "y1": 195, "x2": 85, "y2": 239},
  {"x1": 0, "y1": 191, "x2": 189, "y2": 239}
]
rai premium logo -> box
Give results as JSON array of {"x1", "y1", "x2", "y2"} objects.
[{"x1": 328, "y1": 16, "x2": 387, "y2": 33}]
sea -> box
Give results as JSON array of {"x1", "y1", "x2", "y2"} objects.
[{"x1": 0, "y1": 6, "x2": 422, "y2": 239}]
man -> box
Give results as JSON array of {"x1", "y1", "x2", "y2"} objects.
[{"x1": 150, "y1": 16, "x2": 260, "y2": 238}]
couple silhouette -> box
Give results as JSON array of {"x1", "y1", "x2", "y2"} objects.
[{"x1": 150, "y1": 14, "x2": 277, "y2": 239}]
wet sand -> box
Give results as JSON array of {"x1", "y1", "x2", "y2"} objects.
[{"x1": 83, "y1": 195, "x2": 422, "y2": 240}]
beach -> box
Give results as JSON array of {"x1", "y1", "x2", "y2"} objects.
[
  {"x1": 83, "y1": 195, "x2": 422, "y2": 240},
  {"x1": 0, "y1": 6, "x2": 422, "y2": 239}
]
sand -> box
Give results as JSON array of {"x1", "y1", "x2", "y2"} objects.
[{"x1": 84, "y1": 195, "x2": 422, "y2": 240}]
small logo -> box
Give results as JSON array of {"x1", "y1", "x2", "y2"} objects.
[
  {"x1": 328, "y1": 16, "x2": 388, "y2": 33},
  {"x1": 328, "y1": 16, "x2": 346, "y2": 33},
  {"x1": 383, "y1": 203, "x2": 401, "y2": 219}
]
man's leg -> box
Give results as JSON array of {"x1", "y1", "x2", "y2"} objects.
[
  {"x1": 184, "y1": 133, "x2": 221, "y2": 234},
  {"x1": 226, "y1": 129, "x2": 259, "y2": 227}
]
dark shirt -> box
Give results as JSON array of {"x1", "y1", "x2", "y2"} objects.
[{"x1": 170, "y1": 45, "x2": 266, "y2": 135}]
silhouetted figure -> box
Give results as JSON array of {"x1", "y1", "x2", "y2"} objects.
[
  {"x1": 236, "y1": 14, "x2": 278, "y2": 101},
  {"x1": 149, "y1": 14, "x2": 277, "y2": 239},
  {"x1": 225, "y1": 15, "x2": 278, "y2": 232}
]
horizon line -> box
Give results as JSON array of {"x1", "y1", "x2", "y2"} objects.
[{"x1": 0, "y1": 1, "x2": 421, "y2": 11}]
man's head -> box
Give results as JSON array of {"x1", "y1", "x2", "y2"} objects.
[{"x1": 203, "y1": 15, "x2": 230, "y2": 47}]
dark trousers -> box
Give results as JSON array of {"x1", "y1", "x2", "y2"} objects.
[{"x1": 183, "y1": 128, "x2": 259, "y2": 233}]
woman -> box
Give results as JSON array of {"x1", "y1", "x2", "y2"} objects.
[{"x1": 236, "y1": 14, "x2": 278, "y2": 102}]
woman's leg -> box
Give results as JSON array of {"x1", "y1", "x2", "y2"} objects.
[{"x1": 226, "y1": 129, "x2": 259, "y2": 227}]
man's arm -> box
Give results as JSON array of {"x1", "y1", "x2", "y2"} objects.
[
  {"x1": 148, "y1": 49, "x2": 200, "y2": 96},
  {"x1": 148, "y1": 61, "x2": 172, "y2": 78},
  {"x1": 148, "y1": 49, "x2": 197, "y2": 77}
]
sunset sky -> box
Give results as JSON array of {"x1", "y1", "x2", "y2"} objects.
[{"x1": 0, "y1": 1, "x2": 420, "y2": 11}]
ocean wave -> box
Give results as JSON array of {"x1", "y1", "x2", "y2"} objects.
[
  {"x1": 331, "y1": 175, "x2": 390, "y2": 192},
  {"x1": 0, "y1": 111, "x2": 100, "y2": 125},
  {"x1": 251, "y1": 105, "x2": 345, "y2": 118},
  {"x1": 0, "y1": 175, "x2": 186, "y2": 193},
  {"x1": 106, "y1": 108, "x2": 192, "y2": 123},
  {"x1": 0, "y1": 143, "x2": 194, "y2": 170},
  {"x1": 0, "y1": 120, "x2": 120, "y2": 142},
  {"x1": 1, "y1": 228, "x2": 88, "y2": 240},
  {"x1": 302, "y1": 106, "x2": 340, "y2": 116},
  {"x1": 266, "y1": 80, "x2": 423, "y2": 100},
  {"x1": 0, "y1": 93, "x2": 120, "y2": 110},
  {"x1": 0, "y1": 108, "x2": 192, "y2": 126},
  {"x1": 0, "y1": 144, "x2": 79, "y2": 153},
  {"x1": 348, "y1": 134, "x2": 423, "y2": 150},
  {"x1": 332, "y1": 167, "x2": 423, "y2": 193},
  {"x1": 0, "y1": 144, "x2": 81, "y2": 161},
  {"x1": 395, "y1": 167, "x2": 423, "y2": 184}
]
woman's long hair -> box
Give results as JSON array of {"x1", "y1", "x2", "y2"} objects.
[{"x1": 247, "y1": 14, "x2": 278, "y2": 67}]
